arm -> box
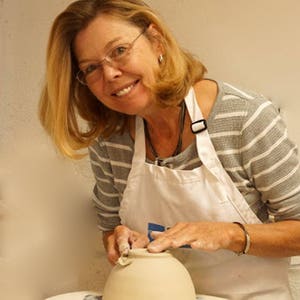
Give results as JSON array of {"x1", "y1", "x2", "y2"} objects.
[
  {"x1": 89, "y1": 140, "x2": 148, "y2": 264},
  {"x1": 89, "y1": 142, "x2": 121, "y2": 233}
]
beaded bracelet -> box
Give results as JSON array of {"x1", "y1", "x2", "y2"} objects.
[{"x1": 233, "y1": 222, "x2": 251, "y2": 255}]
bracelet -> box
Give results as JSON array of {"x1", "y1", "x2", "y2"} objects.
[{"x1": 233, "y1": 222, "x2": 251, "y2": 255}]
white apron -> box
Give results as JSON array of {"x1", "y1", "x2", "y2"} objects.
[{"x1": 119, "y1": 88, "x2": 292, "y2": 299}]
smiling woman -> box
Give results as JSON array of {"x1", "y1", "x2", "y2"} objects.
[
  {"x1": 39, "y1": 0, "x2": 300, "y2": 299},
  {"x1": 73, "y1": 15, "x2": 161, "y2": 116}
]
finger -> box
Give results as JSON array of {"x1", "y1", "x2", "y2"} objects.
[
  {"x1": 130, "y1": 232, "x2": 149, "y2": 249},
  {"x1": 163, "y1": 222, "x2": 189, "y2": 236},
  {"x1": 149, "y1": 223, "x2": 187, "y2": 242},
  {"x1": 147, "y1": 232, "x2": 177, "y2": 252},
  {"x1": 149, "y1": 230, "x2": 163, "y2": 239},
  {"x1": 115, "y1": 225, "x2": 131, "y2": 255},
  {"x1": 119, "y1": 243, "x2": 130, "y2": 256},
  {"x1": 105, "y1": 232, "x2": 120, "y2": 265},
  {"x1": 149, "y1": 224, "x2": 196, "y2": 251},
  {"x1": 107, "y1": 248, "x2": 119, "y2": 265}
]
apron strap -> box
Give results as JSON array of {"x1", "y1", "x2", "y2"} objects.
[
  {"x1": 184, "y1": 88, "x2": 223, "y2": 178},
  {"x1": 133, "y1": 116, "x2": 147, "y2": 165}
]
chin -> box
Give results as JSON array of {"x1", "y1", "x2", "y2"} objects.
[{"x1": 116, "y1": 98, "x2": 152, "y2": 116}]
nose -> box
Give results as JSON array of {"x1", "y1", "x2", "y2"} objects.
[{"x1": 102, "y1": 62, "x2": 122, "y2": 81}]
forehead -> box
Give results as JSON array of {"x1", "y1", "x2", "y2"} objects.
[{"x1": 73, "y1": 14, "x2": 140, "y2": 61}]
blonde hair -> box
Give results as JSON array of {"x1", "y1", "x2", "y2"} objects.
[{"x1": 39, "y1": 0, "x2": 207, "y2": 159}]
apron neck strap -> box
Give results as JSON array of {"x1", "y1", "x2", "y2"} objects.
[
  {"x1": 133, "y1": 116, "x2": 147, "y2": 164},
  {"x1": 184, "y1": 88, "x2": 224, "y2": 174}
]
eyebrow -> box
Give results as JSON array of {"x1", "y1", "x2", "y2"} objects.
[{"x1": 78, "y1": 36, "x2": 123, "y2": 65}]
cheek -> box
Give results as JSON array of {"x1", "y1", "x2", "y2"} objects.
[
  {"x1": 138, "y1": 59, "x2": 160, "y2": 86},
  {"x1": 133, "y1": 47, "x2": 159, "y2": 75},
  {"x1": 87, "y1": 84, "x2": 107, "y2": 104}
]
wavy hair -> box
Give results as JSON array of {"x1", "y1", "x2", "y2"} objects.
[{"x1": 39, "y1": 0, "x2": 207, "y2": 158}]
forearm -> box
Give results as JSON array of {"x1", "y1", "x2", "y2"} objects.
[{"x1": 229, "y1": 220, "x2": 300, "y2": 257}]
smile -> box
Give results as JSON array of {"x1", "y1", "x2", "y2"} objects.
[{"x1": 113, "y1": 80, "x2": 139, "y2": 97}]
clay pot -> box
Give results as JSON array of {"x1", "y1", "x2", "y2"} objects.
[{"x1": 102, "y1": 248, "x2": 196, "y2": 300}]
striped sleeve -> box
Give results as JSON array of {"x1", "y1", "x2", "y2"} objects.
[
  {"x1": 88, "y1": 140, "x2": 122, "y2": 231},
  {"x1": 88, "y1": 133, "x2": 134, "y2": 231},
  {"x1": 209, "y1": 82, "x2": 300, "y2": 222},
  {"x1": 239, "y1": 95, "x2": 300, "y2": 221}
]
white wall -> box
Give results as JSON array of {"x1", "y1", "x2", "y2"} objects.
[
  {"x1": 1, "y1": 1, "x2": 109, "y2": 299},
  {"x1": 147, "y1": 0, "x2": 300, "y2": 146},
  {"x1": 1, "y1": 0, "x2": 300, "y2": 299}
]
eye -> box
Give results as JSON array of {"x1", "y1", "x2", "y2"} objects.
[
  {"x1": 84, "y1": 63, "x2": 100, "y2": 75},
  {"x1": 110, "y1": 44, "x2": 130, "y2": 59}
]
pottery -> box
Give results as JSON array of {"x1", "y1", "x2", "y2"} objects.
[
  {"x1": 45, "y1": 291, "x2": 101, "y2": 300},
  {"x1": 102, "y1": 248, "x2": 196, "y2": 300}
]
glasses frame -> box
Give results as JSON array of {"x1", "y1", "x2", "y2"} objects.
[{"x1": 76, "y1": 28, "x2": 146, "y2": 86}]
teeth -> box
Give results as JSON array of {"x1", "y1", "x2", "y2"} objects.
[{"x1": 115, "y1": 84, "x2": 134, "y2": 97}]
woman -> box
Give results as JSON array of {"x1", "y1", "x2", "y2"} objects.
[{"x1": 39, "y1": 0, "x2": 300, "y2": 298}]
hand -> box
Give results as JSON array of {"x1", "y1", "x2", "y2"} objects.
[
  {"x1": 147, "y1": 221, "x2": 234, "y2": 253},
  {"x1": 103, "y1": 225, "x2": 149, "y2": 264}
]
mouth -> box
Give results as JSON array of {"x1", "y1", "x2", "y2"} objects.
[{"x1": 112, "y1": 80, "x2": 139, "y2": 97}]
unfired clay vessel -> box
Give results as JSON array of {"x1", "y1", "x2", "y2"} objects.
[{"x1": 102, "y1": 248, "x2": 196, "y2": 300}]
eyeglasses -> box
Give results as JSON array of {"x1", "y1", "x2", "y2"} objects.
[{"x1": 76, "y1": 28, "x2": 146, "y2": 85}]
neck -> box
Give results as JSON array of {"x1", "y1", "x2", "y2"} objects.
[
  {"x1": 144, "y1": 102, "x2": 186, "y2": 162},
  {"x1": 142, "y1": 106, "x2": 181, "y2": 136}
]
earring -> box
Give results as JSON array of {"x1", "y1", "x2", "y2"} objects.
[{"x1": 158, "y1": 54, "x2": 164, "y2": 64}]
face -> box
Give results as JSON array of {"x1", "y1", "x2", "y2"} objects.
[{"x1": 73, "y1": 14, "x2": 161, "y2": 116}]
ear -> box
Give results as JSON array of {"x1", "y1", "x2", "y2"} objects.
[{"x1": 146, "y1": 23, "x2": 164, "y2": 55}]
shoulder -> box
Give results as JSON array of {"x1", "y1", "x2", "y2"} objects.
[
  {"x1": 210, "y1": 81, "x2": 281, "y2": 128},
  {"x1": 206, "y1": 80, "x2": 286, "y2": 157},
  {"x1": 217, "y1": 81, "x2": 278, "y2": 112}
]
